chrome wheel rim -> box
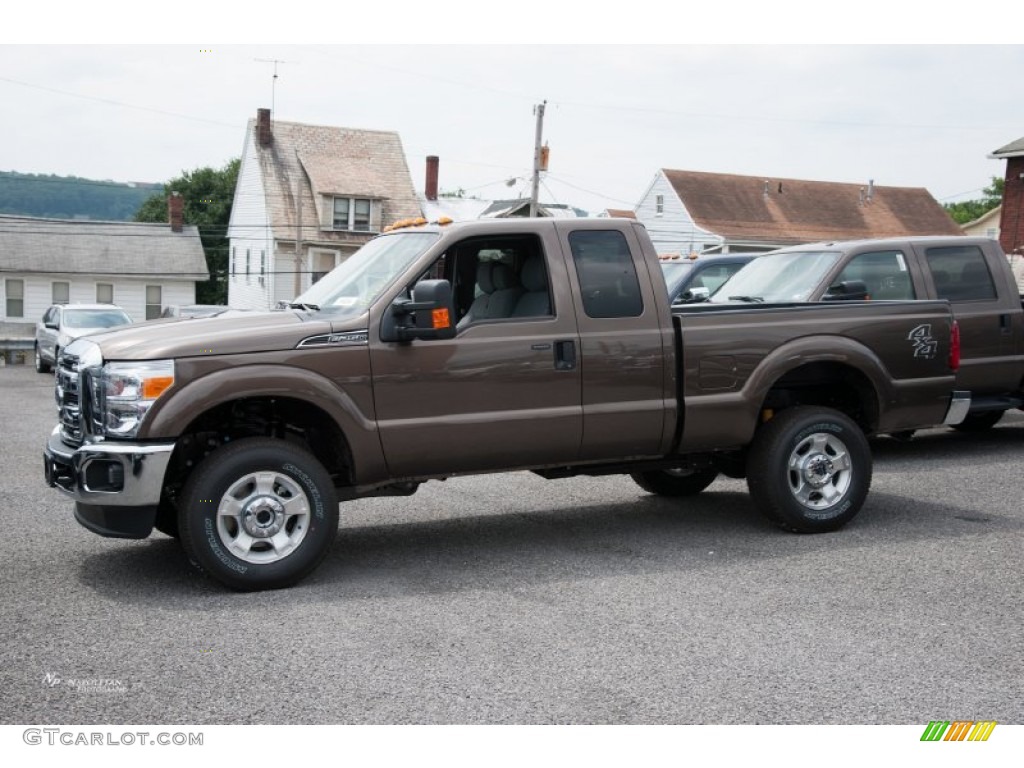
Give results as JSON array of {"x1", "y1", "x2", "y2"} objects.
[
  {"x1": 216, "y1": 471, "x2": 311, "y2": 564},
  {"x1": 786, "y1": 432, "x2": 852, "y2": 510}
]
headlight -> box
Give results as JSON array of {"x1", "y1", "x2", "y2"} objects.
[{"x1": 99, "y1": 360, "x2": 175, "y2": 438}]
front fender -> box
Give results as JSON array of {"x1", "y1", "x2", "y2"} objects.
[{"x1": 138, "y1": 363, "x2": 388, "y2": 485}]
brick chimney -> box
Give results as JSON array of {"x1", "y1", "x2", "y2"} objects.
[
  {"x1": 257, "y1": 108, "x2": 273, "y2": 147},
  {"x1": 425, "y1": 155, "x2": 439, "y2": 202},
  {"x1": 999, "y1": 156, "x2": 1024, "y2": 256},
  {"x1": 168, "y1": 193, "x2": 183, "y2": 233}
]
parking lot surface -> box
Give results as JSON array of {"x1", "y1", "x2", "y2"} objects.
[{"x1": 1, "y1": 364, "x2": 1021, "y2": 724}]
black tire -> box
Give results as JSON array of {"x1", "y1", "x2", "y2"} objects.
[
  {"x1": 746, "y1": 406, "x2": 871, "y2": 533},
  {"x1": 951, "y1": 410, "x2": 1004, "y2": 433},
  {"x1": 631, "y1": 468, "x2": 718, "y2": 496},
  {"x1": 178, "y1": 437, "x2": 339, "y2": 590},
  {"x1": 34, "y1": 344, "x2": 51, "y2": 374}
]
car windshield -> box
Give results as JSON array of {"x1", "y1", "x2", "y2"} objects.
[
  {"x1": 62, "y1": 309, "x2": 132, "y2": 328},
  {"x1": 659, "y1": 261, "x2": 694, "y2": 297},
  {"x1": 709, "y1": 251, "x2": 841, "y2": 303},
  {"x1": 293, "y1": 232, "x2": 439, "y2": 314}
]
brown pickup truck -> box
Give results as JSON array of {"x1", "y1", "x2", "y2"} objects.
[
  {"x1": 708, "y1": 235, "x2": 1024, "y2": 431},
  {"x1": 43, "y1": 219, "x2": 967, "y2": 590}
]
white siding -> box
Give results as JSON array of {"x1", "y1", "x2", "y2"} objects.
[
  {"x1": 634, "y1": 171, "x2": 722, "y2": 256},
  {"x1": 1, "y1": 274, "x2": 194, "y2": 332},
  {"x1": 229, "y1": 240, "x2": 274, "y2": 310},
  {"x1": 228, "y1": 125, "x2": 274, "y2": 309}
]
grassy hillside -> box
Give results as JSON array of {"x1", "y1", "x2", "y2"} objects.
[{"x1": 0, "y1": 171, "x2": 162, "y2": 221}]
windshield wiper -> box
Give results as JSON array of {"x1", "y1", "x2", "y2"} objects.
[
  {"x1": 288, "y1": 302, "x2": 320, "y2": 311},
  {"x1": 727, "y1": 295, "x2": 765, "y2": 303}
]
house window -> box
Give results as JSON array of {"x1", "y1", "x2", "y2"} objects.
[
  {"x1": 260, "y1": 250, "x2": 266, "y2": 276},
  {"x1": 96, "y1": 283, "x2": 114, "y2": 303},
  {"x1": 985, "y1": 227, "x2": 998, "y2": 239},
  {"x1": 145, "y1": 285, "x2": 162, "y2": 320},
  {"x1": 246, "y1": 248, "x2": 251, "y2": 277},
  {"x1": 333, "y1": 197, "x2": 373, "y2": 231},
  {"x1": 231, "y1": 247, "x2": 236, "y2": 276},
  {"x1": 52, "y1": 282, "x2": 70, "y2": 305},
  {"x1": 655, "y1": 195, "x2": 664, "y2": 216},
  {"x1": 5, "y1": 279, "x2": 24, "y2": 318}
]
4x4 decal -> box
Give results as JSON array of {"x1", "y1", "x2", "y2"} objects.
[{"x1": 908, "y1": 324, "x2": 938, "y2": 359}]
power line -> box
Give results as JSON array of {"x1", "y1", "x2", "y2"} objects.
[{"x1": 0, "y1": 76, "x2": 239, "y2": 129}]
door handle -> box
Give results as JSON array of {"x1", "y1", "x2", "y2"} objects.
[{"x1": 554, "y1": 340, "x2": 576, "y2": 370}]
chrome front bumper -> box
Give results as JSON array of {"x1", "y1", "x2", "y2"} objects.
[{"x1": 43, "y1": 426, "x2": 175, "y2": 509}]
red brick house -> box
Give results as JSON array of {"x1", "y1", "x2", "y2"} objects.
[{"x1": 990, "y1": 136, "x2": 1024, "y2": 257}]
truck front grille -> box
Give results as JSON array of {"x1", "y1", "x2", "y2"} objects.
[{"x1": 56, "y1": 352, "x2": 83, "y2": 446}]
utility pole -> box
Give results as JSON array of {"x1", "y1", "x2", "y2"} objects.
[
  {"x1": 529, "y1": 100, "x2": 547, "y2": 217},
  {"x1": 255, "y1": 58, "x2": 289, "y2": 115}
]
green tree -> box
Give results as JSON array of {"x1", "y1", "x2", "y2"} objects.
[
  {"x1": 134, "y1": 158, "x2": 240, "y2": 304},
  {"x1": 943, "y1": 175, "x2": 1004, "y2": 225}
]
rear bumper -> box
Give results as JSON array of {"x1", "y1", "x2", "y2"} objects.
[
  {"x1": 943, "y1": 391, "x2": 971, "y2": 426},
  {"x1": 43, "y1": 426, "x2": 175, "y2": 538}
]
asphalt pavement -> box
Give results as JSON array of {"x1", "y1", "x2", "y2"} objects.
[{"x1": 1, "y1": 364, "x2": 1021, "y2": 724}]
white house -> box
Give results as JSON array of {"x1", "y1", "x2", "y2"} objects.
[
  {"x1": 227, "y1": 109, "x2": 421, "y2": 310},
  {"x1": 961, "y1": 205, "x2": 1001, "y2": 241},
  {"x1": 0, "y1": 209, "x2": 207, "y2": 337},
  {"x1": 635, "y1": 169, "x2": 963, "y2": 256}
]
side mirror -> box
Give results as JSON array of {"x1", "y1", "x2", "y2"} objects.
[
  {"x1": 380, "y1": 279, "x2": 457, "y2": 343},
  {"x1": 824, "y1": 279, "x2": 870, "y2": 301},
  {"x1": 676, "y1": 286, "x2": 710, "y2": 304},
  {"x1": 45, "y1": 320, "x2": 58, "y2": 330}
]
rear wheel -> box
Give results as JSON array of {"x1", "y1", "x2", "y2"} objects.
[
  {"x1": 179, "y1": 437, "x2": 339, "y2": 590},
  {"x1": 631, "y1": 467, "x2": 718, "y2": 497},
  {"x1": 747, "y1": 406, "x2": 871, "y2": 533},
  {"x1": 951, "y1": 410, "x2": 1004, "y2": 433}
]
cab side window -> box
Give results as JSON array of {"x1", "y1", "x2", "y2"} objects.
[
  {"x1": 569, "y1": 230, "x2": 643, "y2": 318},
  {"x1": 925, "y1": 246, "x2": 996, "y2": 301},
  {"x1": 421, "y1": 234, "x2": 552, "y2": 328},
  {"x1": 834, "y1": 251, "x2": 915, "y2": 300}
]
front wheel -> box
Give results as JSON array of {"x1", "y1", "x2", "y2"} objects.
[
  {"x1": 178, "y1": 437, "x2": 339, "y2": 590},
  {"x1": 746, "y1": 406, "x2": 871, "y2": 533},
  {"x1": 34, "y1": 344, "x2": 51, "y2": 374},
  {"x1": 631, "y1": 467, "x2": 718, "y2": 496}
]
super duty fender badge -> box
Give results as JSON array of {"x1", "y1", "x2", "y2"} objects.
[{"x1": 907, "y1": 324, "x2": 938, "y2": 359}]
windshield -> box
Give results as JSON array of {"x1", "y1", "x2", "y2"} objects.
[
  {"x1": 709, "y1": 251, "x2": 841, "y2": 303},
  {"x1": 293, "y1": 232, "x2": 439, "y2": 314},
  {"x1": 660, "y1": 261, "x2": 694, "y2": 297},
  {"x1": 63, "y1": 309, "x2": 132, "y2": 328}
]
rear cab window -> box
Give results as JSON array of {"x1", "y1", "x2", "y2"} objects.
[
  {"x1": 568, "y1": 230, "x2": 644, "y2": 318},
  {"x1": 924, "y1": 245, "x2": 997, "y2": 301}
]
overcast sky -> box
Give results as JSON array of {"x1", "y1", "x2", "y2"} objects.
[{"x1": 1, "y1": 41, "x2": 1022, "y2": 214}]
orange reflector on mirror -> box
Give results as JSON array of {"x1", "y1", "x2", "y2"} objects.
[{"x1": 432, "y1": 308, "x2": 450, "y2": 329}]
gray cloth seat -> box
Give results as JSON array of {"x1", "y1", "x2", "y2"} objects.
[
  {"x1": 511, "y1": 255, "x2": 551, "y2": 317},
  {"x1": 459, "y1": 262, "x2": 523, "y2": 327}
]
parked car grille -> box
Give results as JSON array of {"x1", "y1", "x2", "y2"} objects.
[{"x1": 56, "y1": 352, "x2": 83, "y2": 446}]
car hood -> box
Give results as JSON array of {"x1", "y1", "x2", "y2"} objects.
[{"x1": 89, "y1": 310, "x2": 366, "y2": 361}]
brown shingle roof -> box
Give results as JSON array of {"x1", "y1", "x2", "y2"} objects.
[
  {"x1": 662, "y1": 169, "x2": 961, "y2": 245},
  {"x1": 254, "y1": 118, "x2": 421, "y2": 244},
  {"x1": 605, "y1": 208, "x2": 637, "y2": 219}
]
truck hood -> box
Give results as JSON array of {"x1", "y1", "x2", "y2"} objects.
[{"x1": 90, "y1": 310, "x2": 364, "y2": 361}]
